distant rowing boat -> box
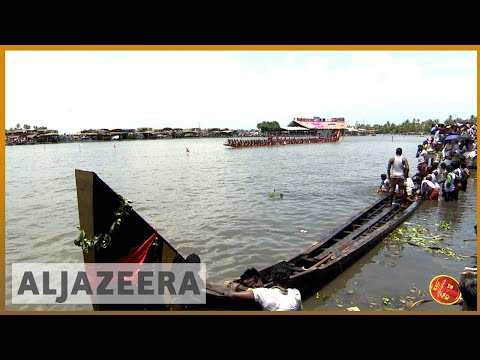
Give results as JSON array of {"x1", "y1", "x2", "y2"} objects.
[{"x1": 224, "y1": 134, "x2": 341, "y2": 148}]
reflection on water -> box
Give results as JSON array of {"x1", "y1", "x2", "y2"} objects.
[{"x1": 5, "y1": 136, "x2": 477, "y2": 312}]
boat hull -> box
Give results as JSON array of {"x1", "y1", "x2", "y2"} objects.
[{"x1": 75, "y1": 170, "x2": 422, "y2": 310}]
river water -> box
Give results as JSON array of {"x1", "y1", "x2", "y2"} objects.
[{"x1": 5, "y1": 135, "x2": 477, "y2": 312}]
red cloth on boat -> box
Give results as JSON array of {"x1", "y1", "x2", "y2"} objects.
[
  {"x1": 82, "y1": 233, "x2": 157, "y2": 289},
  {"x1": 113, "y1": 232, "x2": 157, "y2": 263}
]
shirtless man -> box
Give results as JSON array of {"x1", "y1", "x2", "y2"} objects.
[{"x1": 387, "y1": 147, "x2": 409, "y2": 207}]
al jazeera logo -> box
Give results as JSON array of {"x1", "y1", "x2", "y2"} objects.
[
  {"x1": 11, "y1": 263, "x2": 206, "y2": 304},
  {"x1": 429, "y1": 274, "x2": 461, "y2": 305}
]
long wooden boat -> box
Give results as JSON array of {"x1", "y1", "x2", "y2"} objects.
[
  {"x1": 224, "y1": 134, "x2": 341, "y2": 148},
  {"x1": 75, "y1": 169, "x2": 422, "y2": 311},
  {"x1": 238, "y1": 195, "x2": 422, "y2": 296}
]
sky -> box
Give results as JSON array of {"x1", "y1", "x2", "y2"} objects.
[{"x1": 5, "y1": 50, "x2": 477, "y2": 134}]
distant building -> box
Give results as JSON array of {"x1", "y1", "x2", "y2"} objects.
[{"x1": 283, "y1": 117, "x2": 348, "y2": 136}]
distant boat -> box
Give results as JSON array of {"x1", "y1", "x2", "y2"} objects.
[{"x1": 224, "y1": 135, "x2": 341, "y2": 148}]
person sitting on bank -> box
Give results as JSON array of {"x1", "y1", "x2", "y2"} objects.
[{"x1": 227, "y1": 263, "x2": 303, "y2": 311}]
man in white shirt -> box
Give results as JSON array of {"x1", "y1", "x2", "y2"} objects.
[
  {"x1": 227, "y1": 263, "x2": 303, "y2": 311},
  {"x1": 420, "y1": 175, "x2": 439, "y2": 200}
]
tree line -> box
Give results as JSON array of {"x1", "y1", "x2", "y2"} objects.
[
  {"x1": 257, "y1": 115, "x2": 477, "y2": 134},
  {"x1": 7, "y1": 124, "x2": 47, "y2": 131},
  {"x1": 353, "y1": 114, "x2": 477, "y2": 134}
]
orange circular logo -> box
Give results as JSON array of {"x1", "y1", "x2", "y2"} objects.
[{"x1": 429, "y1": 275, "x2": 461, "y2": 305}]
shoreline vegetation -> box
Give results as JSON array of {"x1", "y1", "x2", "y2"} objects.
[{"x1": 5, "y1": 115, "x2": 477, "y2": 145}]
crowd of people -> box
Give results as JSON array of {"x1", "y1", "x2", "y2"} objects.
[
  {"x1": 379, "y1": 123, "x2": 477, "y2": 205},
  {"x1": 379, "y1": 146, "x2": 471, "y2": 204},
  {"x1": 376, "y1": 123, "x2": 477, "y2": 311}
]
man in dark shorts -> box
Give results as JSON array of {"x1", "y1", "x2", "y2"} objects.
[{"x1": 387, "y1": 147, "x2": 410, "y2": 207}]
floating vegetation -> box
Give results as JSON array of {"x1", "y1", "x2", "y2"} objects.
[
  {"x1": 316, "y1": 292, "x2": 329, "y2": 301},
  {"x1": 387, "y1": 225, "x2": 464, "y2": 260},
  {"x1": 268, "y1": 189, "x2": 284, "y2": 199},
  {"x1": 389, "y1": 225, "x2": 431, "y2": 243},
  {"x1": 316, "y1": 285, "x2": 435, "y2": 311},
  {"x1": 373, "y1": 287, "x2": 430, "y2": 311},
  {"x1": 436, "y1": 221, "x2": 452, "y2": 231}
]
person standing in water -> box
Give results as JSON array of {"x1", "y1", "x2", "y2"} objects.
[
  {"x1": 377, "y1": 173, "x2": 390, "y2": 193},
  {"x1": 387, "y1": 147, "x2": 409, "y2": 207}
]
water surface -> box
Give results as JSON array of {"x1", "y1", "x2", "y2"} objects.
[{"x1": 5, "y1": 136, "x2": 477, "y2": 312}]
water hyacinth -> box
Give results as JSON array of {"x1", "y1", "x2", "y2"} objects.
[{"x1": 387, "y1": 223, "x2": 464, "y2": 260}]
